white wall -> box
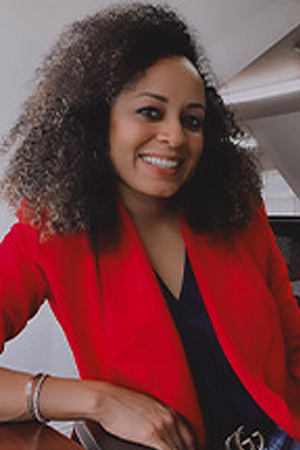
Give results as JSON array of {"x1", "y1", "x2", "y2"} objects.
[{"x1": 262, "y1": 170, "x2": 300, "y2": 216}]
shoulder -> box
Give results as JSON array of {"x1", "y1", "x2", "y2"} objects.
[
  {"x1": 233, "y1": 203, "x2": 276, "y2": 277},
  {"x1": 2, "y1": 201, "x2": 87, "y2": 258},
  {"x1": 238, "y1": 203, "x2": 273, "y2": 244},
  {"x1": 0, "y1": 220, "x2": 42, "y2": 270},
  {"x1": 0, "y1": 200, "x2": 48, "y2": 253},
  {"x1": 15, "y1": 200, "x2": 51, "y2": 242}
]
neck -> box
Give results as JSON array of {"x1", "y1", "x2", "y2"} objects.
[{"x1": 118, "y1": 184, "x2": 178, "y2": 225}]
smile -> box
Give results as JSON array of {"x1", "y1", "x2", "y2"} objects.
[{"x1": 139, "y1": 155, "x2": 180, "y2": 169}]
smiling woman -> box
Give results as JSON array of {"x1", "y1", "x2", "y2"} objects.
[
  {"x1": 109, "y1": 56, "x2": 205, "y2": 201},
  {"x1": 0, "y1": 2, "x2": 261, "y2": 251},
  {"x1": 1, "y1": 3, "x2": 300, "y2": 450}
]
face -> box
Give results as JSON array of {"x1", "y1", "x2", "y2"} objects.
[{"x1": 109, "y1": 56, "x2": 206, "y2": 204}]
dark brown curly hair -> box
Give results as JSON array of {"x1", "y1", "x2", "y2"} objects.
[{"x1": 1, "y1": 2, "x2": 261, "y2": 250}]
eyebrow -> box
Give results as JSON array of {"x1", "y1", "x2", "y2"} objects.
[{"x1": 135, "y1": 91, "x2": 206, "y2": 111}]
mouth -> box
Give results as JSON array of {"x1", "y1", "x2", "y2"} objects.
[{"x1": 138, "y1": 154, "x2": 182, "y2": 170}]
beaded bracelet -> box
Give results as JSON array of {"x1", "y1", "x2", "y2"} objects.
[{"x1": 25, "y1": 373, "x2": 50, "y2": 423}]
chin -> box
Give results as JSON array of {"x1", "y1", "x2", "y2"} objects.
[
  {"x1": 144, "y1": 189, "x2": 181, "y2": 200},
  {"x1": 140, "y1": 180, "x2": 183, "y2": 197}
]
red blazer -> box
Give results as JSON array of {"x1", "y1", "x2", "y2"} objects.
[{"x1": 1, "y1": 205, "x2": 300, "y2": 445}]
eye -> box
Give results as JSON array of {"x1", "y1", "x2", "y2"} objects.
[
  {"x1": 136, "y1": 106, "x2": 163, "y2": 121},
  {"x1": 181, "y1": 113, "x2": 204, "y2": 132}
]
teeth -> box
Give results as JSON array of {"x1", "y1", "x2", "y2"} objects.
[{"x1": 140, "y1": 155, "x2": 179, "y2": 169}]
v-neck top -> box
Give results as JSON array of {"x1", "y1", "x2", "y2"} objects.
[{"x1": 155, "y1": 253, "x2": 275, "y2": 449}]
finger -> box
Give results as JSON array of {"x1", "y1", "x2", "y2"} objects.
[
  {"x1": 144, "y1": 420, "x2": 180, "y2": 450},
  {"x1": 158, "y1": 408, "x2": 186, "y2": 450},
  {"x1": 175, "y1": 414, "x2": 198, "y2": 450},
  {"x1": 142, "y1": 404, "x2": 185, "y2": 450}
]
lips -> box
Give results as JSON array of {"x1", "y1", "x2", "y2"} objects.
[{"x1": 138, "y1": 155, "x2": 181, "y2": 169}]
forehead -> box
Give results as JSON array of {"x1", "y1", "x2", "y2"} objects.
[{"x1": 118, "y1": 56, "x2": 205, "y2": 104}]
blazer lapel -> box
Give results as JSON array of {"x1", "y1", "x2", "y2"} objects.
[
  {"x1": 182, "y1": 219, "x2": 292, "y2": 429},
  {"x1": 98, "y1": 205, "x2": 205, "y2": 443}
]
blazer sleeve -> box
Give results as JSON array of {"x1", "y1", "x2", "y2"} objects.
[
  {"x1": 250, "y1": 207, "x2": 300, "y2": 380},
  {"x1": 0, "y1": 222, "x2": 49, "y2": 354},
  {"x1": 265, "y1": 220, "x2": 300, "y2": 380},
  {"x1": 239, "y1": 205, "x2": 300, "y2": 380}
]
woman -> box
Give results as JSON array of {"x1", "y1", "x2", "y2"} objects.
[{"x1": 1, "y1": 3, "x2": 300, "y2": 450}]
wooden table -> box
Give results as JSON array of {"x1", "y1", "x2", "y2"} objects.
[{"x1": 0, "y1": 422, "x2": 84, "y2": 450}]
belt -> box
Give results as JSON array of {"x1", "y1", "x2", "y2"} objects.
[{"x1": 224, "y1": 424, "x2": 273, "y2": 450}]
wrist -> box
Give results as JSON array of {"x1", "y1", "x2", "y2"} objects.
[
  {"x1": 38, "y1": 377, "x2": 111, "y2": 423},
  {"x1": 82, "y1": 380, "x2": 114, "y2": 423},
  {"x1": 25, "y1": 373, "x2": 50, "y2": 422}
]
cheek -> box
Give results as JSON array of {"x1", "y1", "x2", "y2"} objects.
[
  {"x1": 110, "y1": 122, "x2": 149, "y2": 156},
  {"x1": 109, "y1": 127, "x2": 131, "y2": 168}
]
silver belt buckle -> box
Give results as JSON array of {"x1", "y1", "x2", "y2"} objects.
[{"x1": 225, "y1": 425, "x2": 265, "y2": 450}]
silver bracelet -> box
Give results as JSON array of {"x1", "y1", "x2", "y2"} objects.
[
  {"x1": 25, "y1": 373, "x2": 43, "y2": 419},
  {"x1": 31, "y1": 373, "x2": 50, "y2": 423}
]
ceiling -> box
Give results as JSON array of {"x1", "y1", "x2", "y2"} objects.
[
  {"x1": 219, "y1": 23, "x2": 300, "y2": 200},
  {"x1": 217, "y1": 22, "x2": 300, "y2": 199},
  {"x1": 220, "y1": 26, "x2": 300, "y2": 120}
]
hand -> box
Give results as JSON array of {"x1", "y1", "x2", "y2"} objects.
[{"x1": 92, "y1": 383, "x2": 198, "y2": 450}]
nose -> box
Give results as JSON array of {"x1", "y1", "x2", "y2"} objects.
[{"x1": 156, "y1": 117, "x2": 186, "y2": 148}]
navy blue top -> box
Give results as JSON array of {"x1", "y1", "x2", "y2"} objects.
[{"x1": 155, "y1": 253, "x2": 275, "y2": 449}]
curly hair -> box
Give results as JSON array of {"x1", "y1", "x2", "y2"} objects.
[{"x1": 1, "y1": 2, "x2": 261, "y2": 249}]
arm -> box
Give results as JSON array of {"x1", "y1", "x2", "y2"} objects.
[
  {"x1": 0, "y1": 367, "x2": 196, "y2": 450},
  {"x1": 265, "y1": 222, "x2": 300, "y2": 379},
  {"x1": 0, "y1": 224, "x2": 196, "y2": 450},
  {"x1": 0, "y1": 223, "x2": 48, "y2": 348},
  {"x1": 245, "y1": 207, "x2": 300, "y2": 379},
  {"x1": 0, "y1": 366, "x2": 98, "y2": 422}
]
